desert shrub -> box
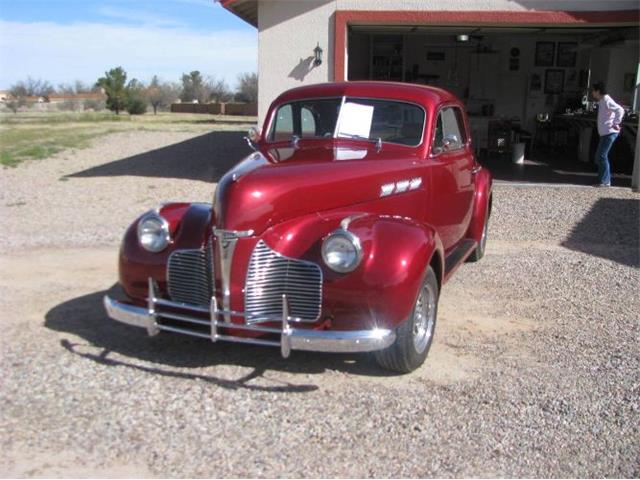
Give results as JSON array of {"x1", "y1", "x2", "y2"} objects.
[
  {"x1": 58, "y1": 100, "x2": 79, "y2": 111},
  {"x1": 126, "y1": 97, "x2": 147, "y2": 115},
  {"x1": 83, "y1": 99, "x2": 105, "y2": 111}
]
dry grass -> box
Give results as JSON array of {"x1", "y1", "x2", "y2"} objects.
[{"x1": 0, "y1": 111, "x2": 256, "y2": 167}]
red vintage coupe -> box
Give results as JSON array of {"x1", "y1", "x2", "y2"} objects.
[{"x1": 104, "y1": 81, "x2": 492, "y2": 372}]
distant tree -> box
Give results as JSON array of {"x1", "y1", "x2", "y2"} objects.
[
  {"x1": 125, "y1": 78, "x2": 147, "y2": 115},
  {"x1": 96, "y1": 67, "x2": 128, "y2": 114},
  {"x1": 12, "y1": 77, "x2": 54, "y2": 100},
  {"x1": 6, "y1": 78, "x2": 53, "y2": 112},
  {"x1": 180, "y1": 70, "x2": 205, "y2": 103},
  {"x1": 5, "y1": 88, "x2": 26, "y2": 114},
  {"x1": 145, "y1": 76, "x2": 179, "y2": 114},
  {"x1": 207, "y1": 77, "x2": 232, "y2": 103},
  {"x1": 235, "y1": 72, "x2": 258, "y2": 103},
  {"x1": 57, "y1": 80, "x2": 96, "y2": 95}
]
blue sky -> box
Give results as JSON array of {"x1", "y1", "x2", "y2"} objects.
[{"x1": 0, "y1": 0, "x2": 257, "y2": 90}]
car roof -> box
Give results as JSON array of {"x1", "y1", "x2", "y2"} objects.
[{"x1": 273, "y1": 81, "x2": 459, "y2": 108}]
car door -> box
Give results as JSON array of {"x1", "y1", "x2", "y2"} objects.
[{"x1": 425, "y1": 105, "x2": 475, "y2": 251}]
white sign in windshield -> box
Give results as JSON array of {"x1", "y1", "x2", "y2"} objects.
[{"x1": 335, "y1": 102, "x2": 374, "y2": 139}]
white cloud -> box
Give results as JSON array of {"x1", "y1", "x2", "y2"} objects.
[
  {"x1": 0, "y1": 20, "x2": 257, "y2": 89},
  {"x1": 96, "y1": 6, "x2": 187, "y2": 27}
]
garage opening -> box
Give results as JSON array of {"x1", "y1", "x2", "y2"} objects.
[{"x1": 347, "y1": 25, "x2": 639, "y2": 186}]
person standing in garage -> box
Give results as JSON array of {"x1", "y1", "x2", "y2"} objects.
[{"x1": 591, "y1": 82, "x2": 625, "y2": 187}]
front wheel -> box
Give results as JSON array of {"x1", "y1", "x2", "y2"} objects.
[{"x1": 375, "y1": 266, "x2": 439, "y2": 373}]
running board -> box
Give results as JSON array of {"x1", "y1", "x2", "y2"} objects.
[{"x1": 443, "y1": 239, "x2": 477, "y2": 282}]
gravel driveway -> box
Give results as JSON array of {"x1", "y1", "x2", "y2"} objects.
[{"x1": 1, "y1": 130, "x2": 638, "y2": 477}]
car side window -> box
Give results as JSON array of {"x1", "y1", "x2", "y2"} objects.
[
  {"x1": 301, "y1": 107, "x2": 316, "y2": 138},
  {"x1": 433, "y1": 107, "x2": 465, "y2": 152},
  {"x1": 271, "y1": 104, "x2": 293, "y2": 142},
  {"x1": 453, "y1": 108, "x2": 468, "y2": 144}
]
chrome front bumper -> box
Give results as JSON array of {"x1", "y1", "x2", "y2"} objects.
[{"x1": 104, "y1": 279, "x2": 395, "y2": 357}]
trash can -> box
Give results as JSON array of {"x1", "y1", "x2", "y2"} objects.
[{"x1": 512, "y1": 142, "x2": 525, "y2": 164}]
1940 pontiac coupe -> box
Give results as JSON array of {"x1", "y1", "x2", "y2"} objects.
[{"x1": 104, "y1": 81, "x2": 492, "y2": 372}]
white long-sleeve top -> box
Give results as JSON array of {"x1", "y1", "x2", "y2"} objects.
[{"x1": 597, "y1": 94, "x2": 625, "y2": 136}]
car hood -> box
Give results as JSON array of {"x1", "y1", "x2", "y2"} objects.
[{"x1": 212, "y1": 143, "x2": 422, "y2": 234}]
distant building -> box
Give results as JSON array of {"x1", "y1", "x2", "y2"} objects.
[{"x1": 48, "y1": 92, "x2": 107, "y2": 103}]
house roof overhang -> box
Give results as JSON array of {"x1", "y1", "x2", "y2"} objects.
[{"x1": 220, "y1": 0, "x2": 258, "y2": 27}]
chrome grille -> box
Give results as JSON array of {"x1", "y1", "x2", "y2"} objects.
[
  {"x1": 167, "y1": 246, "x2": 213, "y2": 306},
  {"x1": 245, "y1": 241, "x2": 322, "y2": 323}
]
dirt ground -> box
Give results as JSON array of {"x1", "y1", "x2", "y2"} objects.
[{"x1": 1, "y1": 130, "x2": 638, "y2": 477}]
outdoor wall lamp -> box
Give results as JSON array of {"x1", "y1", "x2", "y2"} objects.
[{"x1": 313, "y1": 43, "x2": 323, "y2": 66}]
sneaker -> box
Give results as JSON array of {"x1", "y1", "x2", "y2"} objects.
[{"x1": 593, "y1": 183, "x2": 611, "y2": 188}]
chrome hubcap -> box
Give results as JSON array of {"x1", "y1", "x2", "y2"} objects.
[{"x1": 412, "y1": 283, "x2": 436, "y2": 354}]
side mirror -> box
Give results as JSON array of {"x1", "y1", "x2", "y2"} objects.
[
  {"x1": 431, "y1": 146, "x2": 444, "y2": 156},
  {"x1": 442, "y1": 134, "x2": 459, "y2": 151},
  {"x1": 248, "y1": 126, "x2": 261, "y2": 143},
  {"x1": 244, "y1": 126, "x2": 261, "y2": 151}
]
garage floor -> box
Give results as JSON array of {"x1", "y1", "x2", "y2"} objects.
[{"x1": 479, "y1": 151, "x2": 634, "y2": 188}]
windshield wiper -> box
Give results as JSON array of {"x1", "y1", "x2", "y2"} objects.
[
  {"x1": 337, "y1": 133, "x2": 383, "y2": 152},
  {"x1": 338, "y1": 133, "x2": 369, "y2": 140}
]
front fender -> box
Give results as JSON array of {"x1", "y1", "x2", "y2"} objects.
[
  {"x1": 262, "y1": 212, "x2": 443, "y2": 331},
  {"x1": 119, "y1": 202, "x2": 211, "y2": 302}
]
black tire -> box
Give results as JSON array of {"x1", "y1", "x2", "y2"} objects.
[
  {"x1": 467, "y1": 207, "x2": 489, "y2": 262},
  {"x1": 375, "y1": 266, "x2": 439, "y2": 373}
]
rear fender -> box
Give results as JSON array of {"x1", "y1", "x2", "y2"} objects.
[{"x1": 466, "y1": 167, "x2": 492, "y2": 243}]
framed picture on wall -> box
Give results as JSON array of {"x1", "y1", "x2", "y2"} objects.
[
  {"x1": 530, "y1": 73, "x2": 542, "y2": 91},
  {"x1": 535, "y1": 42, "x2": 555, "y2": 67},
  {"x1": 556, "y1": 42, "x2": 577, "y2": 67},
  {"x1": 565, "y1": 69, "x2": 578, "y2": 90},
  {"x1": 544, "y1": 69, "x2": 565, "y2": 94}
]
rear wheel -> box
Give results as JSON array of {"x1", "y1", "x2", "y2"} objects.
[{"x1": 375, "y1": 266, "x2": 439, "y2": 373}]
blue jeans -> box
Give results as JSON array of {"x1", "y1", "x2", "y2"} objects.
[{"x1": 595, "y1": 133, "x2": 618, "y2": 185}]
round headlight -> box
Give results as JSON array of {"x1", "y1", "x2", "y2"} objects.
[
  {"x1": 137, "y1": 213, "x2": 170, "y2": 252},
  {"x1": 321, "y1": 230, "x2": 362, "y2": 273}
]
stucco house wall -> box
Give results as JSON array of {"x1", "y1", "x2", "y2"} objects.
[
  {"x1": 254, "y1": 0, "x2": 637, "y2": 123},
  {"x1": 257, "y1": 0, "x2": 336, "y2": 122}
]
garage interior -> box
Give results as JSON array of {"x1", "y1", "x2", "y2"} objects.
[{"x1": 347, "y1": 25, "x2": 639, "y2": 186}]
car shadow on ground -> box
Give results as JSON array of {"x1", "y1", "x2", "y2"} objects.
[
  {"x1": 45, "y1": 286, "x2": 399, "y2": 392},
  {"x1": 561, "y1": 197, "x2": 640, "y2": 268},
  {"x1": 67, "y1": 131, "x2": 252, "y2": 183}
]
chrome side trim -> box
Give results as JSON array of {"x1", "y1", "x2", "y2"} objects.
[
  {"x1": 379, "y1": 176, "x2": 423, "y2": 198},
  {"x1": 213, "y1": 228, "x2": 254, "y2": 239},
  {"x1": 340, "y1": 213, "x2": 367, "y2": 231}
]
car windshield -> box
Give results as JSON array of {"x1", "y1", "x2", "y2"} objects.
[{"x1": 268, "y1": 97, "x2": 425, "y2": 146}]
